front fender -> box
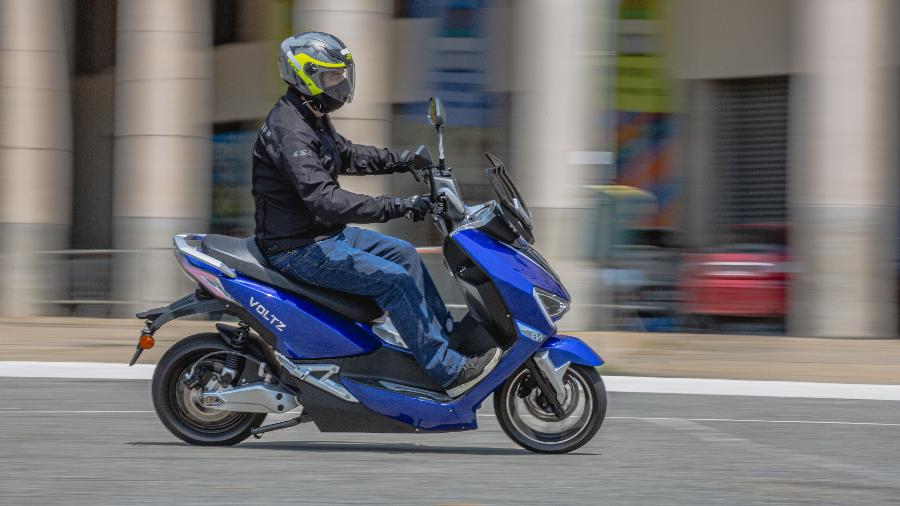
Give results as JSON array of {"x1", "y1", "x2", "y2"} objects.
[{"x1": 539, "y1": 335, "x2": 604, "y2": 368}]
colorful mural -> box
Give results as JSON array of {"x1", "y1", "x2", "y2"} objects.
[{"x1": 615, "y1": 0, "x2": 677, "y2": 228}]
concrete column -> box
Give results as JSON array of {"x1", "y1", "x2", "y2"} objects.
[
  {"x1": 292, "y1": 0, "x2": 394, "y2": 202},
  {"x1": 789, "y1": 0, "x2": 899, "y2": 337},
  {"x1": 0, "y1": 0, "x2": 74, "y2": 315},
  {"x1": 113, "y1": 0, "x2": 214, "y2": 311},
  {"x1": 508, "y1": 0, "x2": 607, "y2": 329}
]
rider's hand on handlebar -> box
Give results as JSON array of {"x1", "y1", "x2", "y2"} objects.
[
  {"x1": 396, "y1": 147, "x2": 431, "y2": 184},
  {"x1": 396, "y1": 195, "x2": 432, "y2": 222},
  {"x1": 409, "y1": 167, "x2": 425, "y2": 183}
]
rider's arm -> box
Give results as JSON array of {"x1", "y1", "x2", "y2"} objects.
[
  {"x1": 279, "y1": 132, "x2": 402, "y2": 223},
  {"x1": 328, "y1": 120, "x2": 412, "y2": 176}
]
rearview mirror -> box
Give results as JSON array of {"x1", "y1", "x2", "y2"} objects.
[{"x1": 427, "y1": 96, "x2": 445, "y2": 129}]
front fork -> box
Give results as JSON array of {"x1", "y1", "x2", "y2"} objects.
[
  {"x1": 526, "y1": 334, "x2": 605, "y2": 417},
  {"x1": 526, "y1": 352, "x2": 570, "y2": 418}
]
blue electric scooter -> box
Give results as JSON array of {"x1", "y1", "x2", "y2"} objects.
[{"x1": 130, "y1": 97, "x2": 606, "y2": 453}]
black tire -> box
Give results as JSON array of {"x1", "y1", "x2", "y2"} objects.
[
  {"x1": 494, "y1": 364, "x2": 606, "y2": 454},
  {"x1": 151, "y1": 333, "x2": 265, "y2": 446}
]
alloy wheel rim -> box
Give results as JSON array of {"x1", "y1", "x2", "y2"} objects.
[
  {"x1": 505, "y1": 368, "x2": 593, "y2": 446},
  {"x1": 169, "y1": 355, "x2": 247, "y2": 433}
]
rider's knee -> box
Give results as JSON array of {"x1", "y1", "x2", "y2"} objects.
[{"x1": 394, "y1": 238, "x2": 418, "y2": 260}]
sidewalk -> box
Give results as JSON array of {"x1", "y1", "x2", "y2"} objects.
[{"x1": 1, "y1": 317, "x2": 898, "y2": 384}]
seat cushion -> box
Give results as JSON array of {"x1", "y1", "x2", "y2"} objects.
[{"x1": 200, "y1": 235, "x2": 383, "y2": 323}]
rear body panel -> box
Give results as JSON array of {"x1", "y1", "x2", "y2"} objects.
[{"x1": 220, "y1": 275, "x2": 380, "y2": 359}]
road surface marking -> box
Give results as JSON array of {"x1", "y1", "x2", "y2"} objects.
[
  {"x1": 0, "y1": 361, "x2": 154, "y2": 380},
  {"x1": 606, "y1": 416, "x2": 900, "y2": 427},
  {"x1": 477, "y1": 413, "x2": 900, "y2": 427},
  {"x1": 0, "y1": 410, "x2": 154, "y2": 414},
  {"x1": 604, "y1": 375, "x2": 900, "y2": 401},
  {"x1": 1, "y1": 361, "x2": 899, "y2": 401}
]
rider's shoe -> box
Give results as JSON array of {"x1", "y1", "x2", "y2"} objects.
[{"x1": 445, "y1": 347, "x2": 501, "y2": 398}]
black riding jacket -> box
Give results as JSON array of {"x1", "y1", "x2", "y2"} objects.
[{"x1": 252, "y1": 88, "x2": 410, "y2": 254}]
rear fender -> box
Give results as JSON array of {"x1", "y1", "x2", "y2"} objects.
[
  {"x1": 538, "y1": 335, "x2": 604, "y2": 369},
  {"x1": 136, "y1": 292, "x2": 227, "y2": 335},
  {"x1": 129, "y1": 292, "x2": 228, "y2": 366}
]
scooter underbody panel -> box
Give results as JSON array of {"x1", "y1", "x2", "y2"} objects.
[{"x1": 339, "y1": 318, "x2": 548, "y2": 431}]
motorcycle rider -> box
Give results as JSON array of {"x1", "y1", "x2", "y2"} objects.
[{"x1": 253, "y1": 32, "x2": 500, "y2": 397}]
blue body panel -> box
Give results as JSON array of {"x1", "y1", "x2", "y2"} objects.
[
  {"x1": 220, "y1": 275, "x2": 380, "y2": 359},
  {"x1": 451, "y1": 228, "x2": 567, "y2": 334}
]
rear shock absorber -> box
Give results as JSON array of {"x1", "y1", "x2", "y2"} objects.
[{"x1": 221, "y1": 322, "x2": 250, "y2": 386}]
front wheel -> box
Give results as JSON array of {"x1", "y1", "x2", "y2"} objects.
[
  {"x1": 494, "y1": 364, "x2": 606, "y2": 454},
  {"x1": 151, "y1": 333, "x2": 266, "y2": 446}
]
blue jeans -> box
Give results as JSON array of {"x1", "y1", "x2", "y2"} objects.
[{"x1": 266, "y1": 227, "x2": 464, "y2": 387}]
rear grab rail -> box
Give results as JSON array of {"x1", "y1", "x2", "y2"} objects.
[{"x1": 173, "y1": 233, "x2": 237, "y2": 278}]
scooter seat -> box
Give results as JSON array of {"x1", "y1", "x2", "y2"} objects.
[{"x1": 200, "y1": 235, "x2": 383, "y2": 323}]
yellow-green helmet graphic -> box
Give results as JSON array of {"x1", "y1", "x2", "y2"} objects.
[{"x1": 278, "y1": 31, "x2": 355, "y2": 112}]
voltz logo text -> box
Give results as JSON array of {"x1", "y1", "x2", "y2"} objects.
[{"x1": 249, "y1": 297, "x2": 286, "y2": 331}]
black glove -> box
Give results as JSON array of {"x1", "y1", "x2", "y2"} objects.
[
  {"x1": 398, "y1": 149, "x2": 416, "y2": 167},
  {"x1": 386, "y1": 150, "x2": 417, "y2": 174},
  {"x1": 393, "y1": 195, "x2": 432, "y2": 222},
  {"x1": 396, "y1": 150, "x2": 423, "y2": 182},
  {"x1": 406, "y1": 146, "x2": 435, "y2": 183}
]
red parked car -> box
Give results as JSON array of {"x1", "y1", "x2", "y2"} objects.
[{"x1": 678, "y1": 225, "x2": 788, "y2": 319}]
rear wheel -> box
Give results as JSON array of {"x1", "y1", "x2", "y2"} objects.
[
  {"x1": 151, "y1": 333, "x2": 265, "y2": 446},
  {"x1": 494, "y1": 364, "x2": 606, "y2": 454}
]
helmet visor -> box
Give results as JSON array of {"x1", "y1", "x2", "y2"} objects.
[{"x1": 314, "y1": 65, "x2": 355, "y2": 104}]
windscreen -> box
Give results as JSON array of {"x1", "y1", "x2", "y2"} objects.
[{"x1": 484, "y1": 152, "x2": 534, "y2": 244}]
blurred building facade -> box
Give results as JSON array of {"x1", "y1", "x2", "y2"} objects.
[
  {"x1": 0, "y1": 0, "x2": 896, "y2": 337},
  {"x1": 668, "y1": 0, "x2": 898, "y2": 338}
]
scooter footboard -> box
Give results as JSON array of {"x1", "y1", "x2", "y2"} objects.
[{"x1": 539, "y1": 335, "x2": 604, "y2": 368}]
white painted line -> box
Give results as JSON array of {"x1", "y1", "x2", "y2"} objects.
[
  {"x1": 603, "y1": 376, "x2": 900, "y2": 401},
  {"x1": 0, "y1": 410, "x2": 154, "y2": 414},
  {"x1": 0, "y1": 362, "x2": 899, "y2": 401},
  {"x1": 605, "y1": 416, "x2": 900, "y2": 427},
  {"x1": 0, "y1": 361, "x2": 154, "y2": 380},
  {"x1": 477, "y1": 413, "x2": 900, "y2": 427}
]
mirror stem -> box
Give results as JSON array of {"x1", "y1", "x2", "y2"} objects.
[{"x1": 437, "y1": 126, "x2": 445, "y2": 169}]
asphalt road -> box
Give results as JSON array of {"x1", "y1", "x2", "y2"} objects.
[{"x1": 1, "y1": 378, "x2": 899, "y2": 505}]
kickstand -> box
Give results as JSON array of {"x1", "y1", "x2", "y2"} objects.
[{"x1": 250, "y1": 413, "x2": 312, "y2": 439}]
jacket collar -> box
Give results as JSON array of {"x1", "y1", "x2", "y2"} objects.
[{"x1": 285, "y1": 87, "x2": 324, "y2": 128}]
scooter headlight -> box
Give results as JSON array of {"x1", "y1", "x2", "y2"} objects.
[{"x1": 534, "y1": 287, "x2": 570, "y2": 322}]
